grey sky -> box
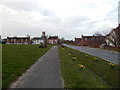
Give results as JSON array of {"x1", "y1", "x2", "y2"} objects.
[{"x1": 0, "y1": 0, "x2": 119, "y2": 40}]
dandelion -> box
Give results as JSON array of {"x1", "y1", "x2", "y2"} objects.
[
  {"x1": 108, "y1": 62, "x2": 112, "y2": 65},
  {"x1": 79, "y1": 64, "x2": 85, "y2": 68},
  {"x1": 94, "y1": 57, "x2": 98, "y2": 61},
  {"x1": 72, "y1": 57, "x2": 77, "y2": 60},
  {"x1": 111, "y1": 63, "x2": 115, "y2": 66},
  {"x1": 94, "y1": 57, "x2": 98, "y2": 60},
  {"x1": 85, "y1": 55, "x2": 88, "y2": 58},
  {"x1": 72, "y1": 57, "x2": 77, "y2": 61},
  {"x1": 108, "y1": 62, "x2": 115, "y2": 68},
  {"x1": 68, "y1": 53, "x2": 71, "y2": 56}
]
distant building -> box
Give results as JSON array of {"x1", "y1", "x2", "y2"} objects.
[
  {"x1": 2, "y1": 38, "x2": 7, "y2": 44},
  {"x1": 32, "y1": 32, "x2": 47, "y2": 45},
  {"x1": 47, "y1": 36, "x2": 59, "y2": 44},
  {"x1": 6, "y1": 36, "x2": 31, "y2": 44},
  {"x1": 32, "y1": 37, "x2": 43, "y2": 44},
  {"x1": 75, "y1": 37, "x2": 81, "y2": 45},
  {"x1": 64, "y1": 40, "x2": 74, "y2": 44},
  {"x1": 0, "y1": 35, "x2": 1, "y2": 44},
  {"x1": 80, "y1": 35, "x2": 106, "y2": 48},
  {"x1": 106, "y1": 24, "x2": 120, "y2": 47}
]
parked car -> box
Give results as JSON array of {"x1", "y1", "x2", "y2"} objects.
[
  {"x1": 100, "y1": 44, "x2": 106, "y2": 49},
  {"x1": 61, "y1": 43, "x2": 66, "y2": 48}
]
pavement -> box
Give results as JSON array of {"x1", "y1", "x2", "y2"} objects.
[
  {"x1": 10, "y1": 46, "x2": 64, "y2": 88},
  {"x1": 64, "y1": 44, "x2": 120, "y2": 65}
]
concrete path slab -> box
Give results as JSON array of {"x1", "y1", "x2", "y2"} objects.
[{"x1": 10, "y1": 46, "x2": 64, "y2": 88}]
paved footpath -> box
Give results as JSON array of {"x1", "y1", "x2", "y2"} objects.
[{"x1": 10, "y1": 46, "x2": 64, "y2": 88}]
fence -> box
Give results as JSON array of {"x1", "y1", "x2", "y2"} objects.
[{"x1": 104, "y1": 46, "x2": 120, "y2": 52}]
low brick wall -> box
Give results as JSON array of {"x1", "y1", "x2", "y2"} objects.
[{"x1": 104, "y1": 46, "x2": 120, "y2": 52}]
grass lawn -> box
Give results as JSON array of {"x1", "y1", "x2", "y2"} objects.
[
  {"x1": 58, "y1": 46, "x2": 120, "y2": 88},
  {"x1": 2, "y1": 44, "x2": 52, "y2": 88}
]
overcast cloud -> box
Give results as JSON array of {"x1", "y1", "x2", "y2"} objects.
[{"x1": 0, "y1": 0, "x2": 119, "y2": 40}]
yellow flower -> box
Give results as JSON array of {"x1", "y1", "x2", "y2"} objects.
[
  {"x1": 108, "y1": 62, "x2": 115, "y2": 67},
  {"x1": 62, "y1": 48, "x2": 65, "y2": 50},
  {"x1": 68, "y1": 53, "x2": 71, "y2": 56},
  {"x1": 108, "y1": 62, "x2": 112, "y2": 65},
  {"x1": 111, "y1": 63, "x2": 115, "y2": 66},
  {"x1": 72, "y1": 57, "x2": 77, "y2": 60},
  {"x1": 94, "y1": 57, "x2": 98, "y2": 60},
  {"x1": 85, "y1": 55, "x2": 88, "y2": 58},
  {"x1": 93, "y1": 57, "x2": 98, "y2": 62},
  {"x1": 79, "y1": 64, "x2": 85, "y2": 68}
]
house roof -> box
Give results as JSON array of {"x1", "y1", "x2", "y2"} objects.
[
  {"x1": 48, "y1": 36, "x2": 58, "y2": 39},
  {"x1": 108, "y1": 24, "x2": 120, "y2": 36},
  {"x1": 82, "y1": 35, "x2": 106, "y2": 39},
  {"x1": 7, "y1": 36, "x2": 30, "y2": 39},
  {"x1": 75, "y1": 38, "x2": 81, "y2": 41},
  {"x1": 75, "y1": 38, "x2": 81, "y2": 39},
  {"x1": 32, "y1": 37, "x2": 42, "y2": 40}
]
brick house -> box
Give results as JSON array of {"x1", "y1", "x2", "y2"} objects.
[
  {"x1": 47, "y1": 36, "x2": 59, "y2": 44},
  {"x1": 75, "y1": 37, "x2": 81, "y2": 45},
  {"x1": 106, "y1": 24, "x2": 120, "y2": 47},
  {"x1": 6, "y1": 36, "x2": 31, "y2": 44},
  {"x1": 80, "y1": 35, "x2": 106, "y2": 48}
]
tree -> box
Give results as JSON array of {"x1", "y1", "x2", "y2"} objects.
[
  {"x1": 94, "y1": 32, "x2": 103, "y2": 36},
  {"x1": 60, "y1": 37, "x2": 65, "y2": 43},
  {"x1": 93, "y1": 32, "x2": 106, "y2": 44}
]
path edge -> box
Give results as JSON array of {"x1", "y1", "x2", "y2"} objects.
[{"x1": 10, "y1": 46, "x2": 54, "y2": 88}]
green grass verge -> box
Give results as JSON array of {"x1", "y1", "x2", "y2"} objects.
[
  {"x1": 2, "y1": 44, "x2": 52, "y2": 88},
  {"x1": 58, "y1": 46, "x2": 120, "y2": 88}
]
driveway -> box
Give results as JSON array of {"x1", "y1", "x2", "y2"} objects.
[
  {"x1": 64, "y1": 44, "x2": 119, "y2": 65},
  {"x1": 10, "y1": 46, "x2": 64, "y2": 88}
]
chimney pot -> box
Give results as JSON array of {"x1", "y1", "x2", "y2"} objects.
[{"x1": 42, "y1": 32, "x2": 45, "y2": 36}]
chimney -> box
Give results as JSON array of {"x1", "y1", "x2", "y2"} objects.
[
  {"x1": 81, "y1": 35, "x2": 83, "y2": 38},
  {"x1": 42, "y1": 32, "x2": 45, "y2": 36}
]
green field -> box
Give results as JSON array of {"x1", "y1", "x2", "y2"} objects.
[
  {"x1": 58, "y1": 46, "x2": 120, "y2": 88},
  {"x1": 2, "y1": 44, "x2": 52, "y2": 88}
]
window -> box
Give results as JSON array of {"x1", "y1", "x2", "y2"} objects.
[
  {"x1": 85, "y1": 38, "x2": 87, "y2": 40},
  {"x1": 11, "y1": 39, "x2": 13, "y2": 41}
]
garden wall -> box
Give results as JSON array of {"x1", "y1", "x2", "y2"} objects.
[{"x1": 104, "y1": 46, "x2": 120, "y2": 52}]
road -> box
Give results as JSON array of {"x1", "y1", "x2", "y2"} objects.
[
  {"x1": 64, "y1": 44, "x2": 119, "y2": 65},
  {"x1": 10, "y1": 46, "x2": 64, "y2": 88}
]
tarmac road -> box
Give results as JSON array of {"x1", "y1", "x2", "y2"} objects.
[{"x1": 64, "y1": 44, "x2": 120, "y2": 65}]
